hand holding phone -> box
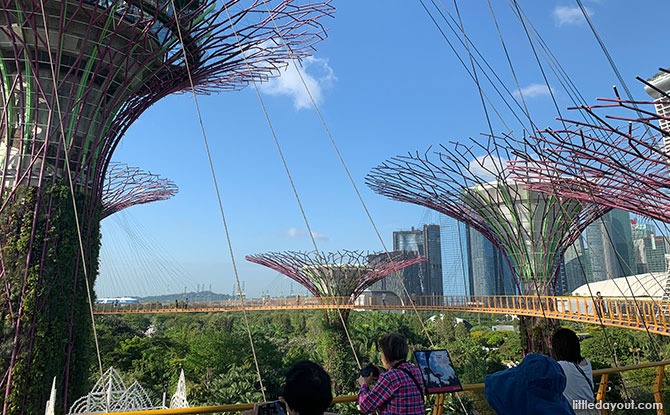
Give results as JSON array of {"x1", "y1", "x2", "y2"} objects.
[{"x1": 256, "y1": 400, "x2": 287, "y2": 415}]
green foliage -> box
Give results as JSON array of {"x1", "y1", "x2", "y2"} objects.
[
  {"x1": 0, "y1": 183, "x2": 101, "y2": 414},
  {"x1": 209, "y1": 364, "x2": 268, "y2": 405},
  {"x1": 90, "y1": 310, "x2": 669, "y2": 413}
]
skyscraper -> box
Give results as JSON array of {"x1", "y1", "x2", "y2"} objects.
[
  {"x1": 644, "y1": 70, "x2": 670, "y2": 149},
  {"x1": 440, "y1": 215, "x2": 469, "y2": 296},
  {"x1": 392, "y1": 224, "x2": 443, "y2": 296},
  {"x1": 562, "y1": 237, "x2": 590, "y2": 293},
  {"x1": 631, "y1": 220, "x2": 670, "y2": 273},
  {"x1": 466, "y1": 227, "x2": 516, "y2": 296},
  {"x1": 583, "y1": 209, "x2": 635, "y2": 282}
]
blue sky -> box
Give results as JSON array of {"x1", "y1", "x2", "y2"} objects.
[{"x1": 95, "y1": 0, "x2": 670, "y2": 298}]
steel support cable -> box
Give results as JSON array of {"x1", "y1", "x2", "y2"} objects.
[
  {"x1": 510, "y1": 0, "x2": 566, "y2": 132},
  {"x1": 449, "y1": 2, "x2": 552, "y2": 323},
  {"x1": 252, "y1": 9, "x2": 429, "y2": 371},
  {"x1": 508, "y1": 5, "x2": 615, "y2": 147},
  {"x1": 575, "y1": 0, "x2": 654, "y2": 141},
  {"x1": 486, "y1": 0, "x2": 534, "y2": 131},
  {"x1": 428, "y1": 0, "x2": 581, "y2": 140},
  {"x1": 258, "y1": 4, "x2": 438, "y2": 351},
  {"x1": 169, "y1": 1, "x2": 267, "y2": 401},
  {"x1": 214, "y1": 4, "x2": 366, "y2": 373},
  {"x1": 431, "y1": 0, "x2": 540, "y2": 135},
  {"x1": 114, "y1": 213, "x2": 197, "y2": 296},
  {"x1": 37, "y1": 0, "x2": 105, "y2": 378},
  {"x1": 101, "y1": 220, "x2": 133, "y2": 297},
  {"x1": 417, "y1": 0, "x2": 517, "y2": 133},
  {"x1": 452, "y1": 0, "x2": 495, "y2": 143}
]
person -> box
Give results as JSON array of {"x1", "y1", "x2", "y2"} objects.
[
  {"x1": 358, "y1": 332, "x2": 425, "y2": 415},
  {"x1": 552, "y1": 328, "x2": 597, "y2": 414},
  {"x1": 381, "y1": 293, "x2": 387, "y2": 306},
  {"x1": 595, "y1": 292, "x2": 604, "y2": 317},
  {"x1": 485, "y1": 353, "x2": 574, "y2": 415},
  {"x1": 244, "y1": 360, "x2": 336, "y2": 415}
]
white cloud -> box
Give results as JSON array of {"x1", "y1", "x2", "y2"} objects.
[
  {"x1": 284, "y1": 227, "x2": 328, "y2": 241},
  {"x1": 261, "y1": 57, "x2": 336, "y2": 110},
  {"x1": 514, "y1": 83, "x2": 553, "y2": 99},
  {"x1": 468, "y1": 155, "x2": 507, "y2": 181},
  {"x1": 553, "y1": 5, "x2": 593, "y2": 27}
]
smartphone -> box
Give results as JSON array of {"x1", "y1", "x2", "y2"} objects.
[{"x1": 257, "y1": 400, "x2": 287, "y2": 415}]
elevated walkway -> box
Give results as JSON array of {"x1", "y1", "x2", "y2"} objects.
[{"x1": 94, "y1": 295, "x2": 670, "y2": 336}]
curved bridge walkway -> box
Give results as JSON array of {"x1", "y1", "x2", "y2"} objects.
[{"x1": 94, "y1": 295, "x2": 670, "y2": 336}]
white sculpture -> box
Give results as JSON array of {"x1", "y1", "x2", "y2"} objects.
[
  {"x1": 170, "y1": 369, "x2": 189, "y2": 408},
  {"x1": 68, "y1": 368, "x2": 157, "y2": 414},
  {"x1": 44, "y1": 377, "x2": 56, "y2": 415}
]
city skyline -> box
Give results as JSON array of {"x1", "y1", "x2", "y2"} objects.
[{"x1": 95, "y1": 1, "x2": 670, "y2": 299}]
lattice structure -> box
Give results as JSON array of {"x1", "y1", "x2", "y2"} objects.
[
  {"x1": 169, "y1": 369, "x2": 188, "y2": 409},
  {"x1": 366, "y1": 138, "x2": 607, "y2": 353},
  {"x1": 68, "y1": 368, "x2": 156, "y2": 414},
  {"x1": 508, "y1": 81, "x2": 670, "y2": 225},
  {"x1": 0, "y1": 1, "x2": 332, "y2": 412},
  {"x1": 101, "y1": 163, "x2": 178, "y2": 219},
  {"x1": 246, "y1": 250, "x2": 426, "y2": 321}
]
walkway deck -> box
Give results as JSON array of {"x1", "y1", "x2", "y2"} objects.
[{"x1": 94, "y1": 295, "x2": 670, "y2": 336}]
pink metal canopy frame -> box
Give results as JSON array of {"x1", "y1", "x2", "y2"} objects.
[{"x1": 101, "y1": 163, "x2": 178, "y2": 219}]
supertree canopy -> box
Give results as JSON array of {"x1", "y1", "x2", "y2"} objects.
[
  {"x1": 0, "y1": 0, "x2": 332, "y2": 413},
  {"x1": 246, "y1": 250, "x2": 425, "y2": 321},
  {"x1": 366, "y1": 137, "x2": 607, "y2": 353},
  {"x1": 508, "y1": 85, "x2": 670, "y2": 224},
  {"x1": 101, "y1": 162, "x2": 177, "y2": 219}
]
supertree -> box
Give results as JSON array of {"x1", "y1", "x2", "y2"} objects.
[
  {"x1": 101, "y1": 162, "x2": 177, "y2": 219},
  {"x1": 0, "y1": 0, "x2": 332, "y2": 412},
  {"x1": 246, "y1": 250, "x2": 425, "y2": 392},
  {"x1": 366, "y1": 137, "x2": 607, "y2": 353},
  {"x1": 245, "y1": 250, "x2": 426, "y2": 324}
]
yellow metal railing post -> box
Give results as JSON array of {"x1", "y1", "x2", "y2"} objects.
[
  {"x1": 596, "y1": 372, "x2": 609, "y2": 415},
  {"x1": 653, "y1": 364, "x2": 665, "y2": 415},
  {"x1": 432, "y1": 393, "x2": 445, "y2": 415}
]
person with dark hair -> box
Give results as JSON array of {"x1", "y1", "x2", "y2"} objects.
[
  {"x1": 552, "y1": 328, "x2": 596, "y2": 414},
  {"x1": 358, "y1": 332, "x2": 425, "y2": 414},
  {"x1": 244, "y1": 360, "x2": 335, "y2": 415}
]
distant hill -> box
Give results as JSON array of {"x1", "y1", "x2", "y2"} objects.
[{"x1": 139, "y1": 291, "x2": 232, "y2": 303}]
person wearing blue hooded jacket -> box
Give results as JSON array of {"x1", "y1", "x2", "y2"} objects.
[{"x1": 484, "y1": 353, "x2": 575, "y2": 415}]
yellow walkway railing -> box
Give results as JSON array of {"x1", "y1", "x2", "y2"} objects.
[
  {"x1": 84, "y1": 360, "x2": 669, "y2": 415},
  {"x1": 95, "y1": 295, "x2": 670, "y2": 336}
]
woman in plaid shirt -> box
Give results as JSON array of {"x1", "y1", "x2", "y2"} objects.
[{"x1": 358, "y1": 333, "x2": 426, "y2": 414}]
